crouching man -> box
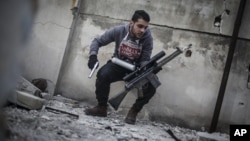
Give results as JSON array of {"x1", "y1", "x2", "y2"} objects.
[{"x1": 85, "y1": 10, "x2": 156, "y2": 124}]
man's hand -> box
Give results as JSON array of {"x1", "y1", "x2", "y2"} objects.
[{"x1": 88, "y1": 55, "x2": 99, "y2": 70}]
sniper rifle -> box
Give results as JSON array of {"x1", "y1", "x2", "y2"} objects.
[{"x1": 108, "y1": 44, "x2": 192, "y2": 110}]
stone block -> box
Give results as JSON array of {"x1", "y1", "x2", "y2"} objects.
[
  {"x1": 8, "y1": 90, "x2": 45, "y2": 110},
  {"x1": 196, "y1": 132, "x2": 229, "y2": 141}
]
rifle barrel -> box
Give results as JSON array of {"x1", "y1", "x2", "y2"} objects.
[
  {"x1": 157, "y1": 47, "x2": 182, "y2": 68},
  {"x1": 141, "y1": 51, "x2": 166, "y2": 68}
]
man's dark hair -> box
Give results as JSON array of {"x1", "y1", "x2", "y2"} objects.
[{"x1": 131, "y1": 10, "x2": 150, "y2": 22}]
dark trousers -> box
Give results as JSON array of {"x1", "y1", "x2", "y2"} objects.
[{"x1": 95, "y1": 61, "x2": 156, "y2": 112}]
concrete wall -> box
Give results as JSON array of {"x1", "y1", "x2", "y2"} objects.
[
  {"x1": 219, "y1": 40, "x2": 250, "y2": 131},
  {"x1": 22, "y1": 0, "x2": 250, "y2": 133},
  {"x1": 21, "y1": 0, "x2": 73, "y2": 85}
]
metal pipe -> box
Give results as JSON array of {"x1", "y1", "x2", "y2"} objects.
[
  {"x1": 54, "y1": 0, "x2": 82, "y2": 95},
  {"x1": 209, "y1": 0, "x2": 247, "y2": 133},
  {"x1": 111, "y1": 57, "x2": 136, "y2": 71}
]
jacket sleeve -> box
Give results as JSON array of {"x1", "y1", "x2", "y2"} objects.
[
  {"x1": 89, "y1": 27, "x2": 116, "y2": 55},
  {"x1": 139, "y1": 35, "x2": 153, "y2": 66}
]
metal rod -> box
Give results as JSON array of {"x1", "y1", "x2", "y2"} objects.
[
  {"x1": 209, "y1": 0, "x2": 247, "y2": 133},
  {"x1": 45, "y1": 106, "x2": 79, "y2": 119},
  {"x1": 165, "y1": 129, "x2": 181, "y2": 141},
  {"x1": 54, "y1": 0, "x2": 82, "y2": 95}
]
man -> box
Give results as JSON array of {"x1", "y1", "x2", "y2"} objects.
[{"x1": 85, "y1": 10, "x2": 156, "y2": 124}]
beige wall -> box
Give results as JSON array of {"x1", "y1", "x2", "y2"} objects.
[{"x1": 21, "y1": 0, "x2": 73, "y2": 84}]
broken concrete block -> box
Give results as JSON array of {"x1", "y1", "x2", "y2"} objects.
[
  {"x1": 16, "y1": 76, "x2": 42, "y2": 96},
  {"x1": 40, "y1": 92, "x2": 53, "y2": 100},
  {"x1": 196, "y1": 132, "x2": 229, "y2": 141},
  {"x1": 8, "y1": 90, "x2": 45, "y2": 110}
]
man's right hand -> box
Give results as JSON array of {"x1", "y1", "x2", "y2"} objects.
[{"x1": 88, "y1": 55, "x2": 98, "y2": 70}]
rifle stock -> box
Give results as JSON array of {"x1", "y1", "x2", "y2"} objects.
[{"x1": 108, "y1": 88, "x2": 130, "y2": 110}]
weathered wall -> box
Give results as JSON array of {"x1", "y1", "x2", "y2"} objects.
[
  {"x1": 20, "y1": 0, "x2": 73, "y2": 85},
  {"x1": 217, "y1": 0, "x2": 250, "y2": 132},
  {"x1": 22, "y1": 0, "x2": 250, "y2": 133},
  {"x1": 239, "y1": 0, "x2": 250, "y2": 38},
  {"x1": 219, "y1": 40, "x2": 250, "y2": 132}
]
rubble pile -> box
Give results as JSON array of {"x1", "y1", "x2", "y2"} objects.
[
  {"x1": 2, "y1": 76, "x2": 229, "y2": 141},
  {"x1": 3, "y1": 95, "x2": 229, "y2": 141}
]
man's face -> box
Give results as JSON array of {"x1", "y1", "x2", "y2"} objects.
[{"x1": 130, "y1": 18, "x2": 149, "y2": 39}]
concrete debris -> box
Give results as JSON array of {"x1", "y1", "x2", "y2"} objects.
[
  {"x1": 3, "y1": 95, "x2": 230, "y2": 141},
  {"x1": 197, "y1": 132, "x2": 229, "y2": 141},
  {"x1": 7, "y1": 76, "x2": 54, "y2": 110},
  {"x1": 16, "y1": 76, "x2": 42, "y2": 96},
  {"x1": 7, "y1": 90, "x2": 45, "y2": 110},
  {"x1": 40, "y1": 92, "x2": 53, "y2": 100}
]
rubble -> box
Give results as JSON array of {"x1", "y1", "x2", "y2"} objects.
[
  {"x1": 7, "y1": 76, "x2": 54, "y2": 110},
  {"x1": 3, "y1": 95, "x2": 230, "y2": 141},
  {"x1": 197, "y1": 132, "x2": 228, "y2": 141},
  {"x1": 7, "y1": 90, "x2": 45, "y2": 110}
]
